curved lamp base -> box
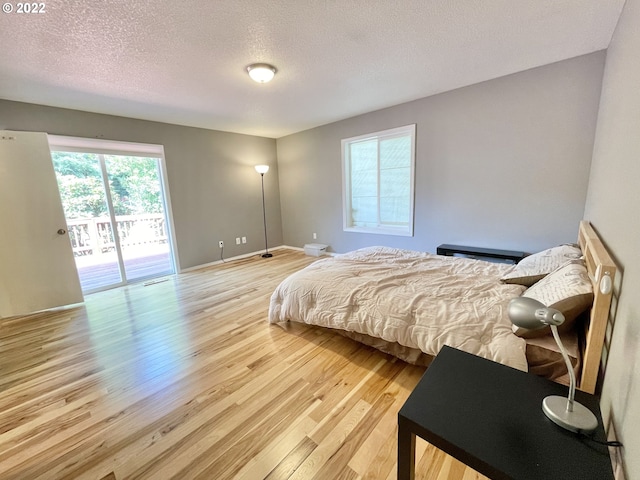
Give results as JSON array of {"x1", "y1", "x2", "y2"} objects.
[
  {"x1": 261, "y1": 253, "x2": 273, "y2": 258},
  {"x1": 542, "y1": 396, "x2": 598, "y2": 433}
]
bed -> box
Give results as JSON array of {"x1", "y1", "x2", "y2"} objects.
[{"x1": 268, "y1": 222, "x2": 615, "y2": 394}]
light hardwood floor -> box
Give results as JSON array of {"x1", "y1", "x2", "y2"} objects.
[{"x1": 0, "y1": 249, "x2": 488, "y2": 480}]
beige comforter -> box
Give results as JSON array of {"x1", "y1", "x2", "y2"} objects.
[{"x1": 269, "y1": 246, "x2": 528, "y2": 371}]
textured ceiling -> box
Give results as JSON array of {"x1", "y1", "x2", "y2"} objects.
[{"x1": 0, "y1": 0, "x2": 625, "y2": 138}]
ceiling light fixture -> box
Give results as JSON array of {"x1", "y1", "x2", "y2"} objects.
[{"x1": 247, "y1": 63, "x2": 277, "y2": 83}]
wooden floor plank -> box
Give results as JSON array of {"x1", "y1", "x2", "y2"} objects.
[{"x1": 0, "y1": 249, "x2": 486, "y2": 479}]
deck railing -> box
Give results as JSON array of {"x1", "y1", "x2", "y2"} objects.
[{"x1": 66, "y1": 214, "x2": 168, "y2": 256}]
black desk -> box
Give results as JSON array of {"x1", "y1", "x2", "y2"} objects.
[
  {"x1": 437, "y1": 244, "x2": 527, "y2": 264},
  {"x1": 398, "y1": 346, "x2": 613, "y2": 480}
]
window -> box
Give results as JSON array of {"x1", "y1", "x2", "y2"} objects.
[{"x1": 342, "y1": 124, "x2": 416, "y2": 236}]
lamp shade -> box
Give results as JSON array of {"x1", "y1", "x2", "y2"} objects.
[
  {"x1": 508, "y1": 297, "x2": 565, "y2": 329},
  {"x1": 255, "y1": 165, "x2": 269, "y2": 174},
  {"x1": 247, "y1": 64, "x2": 276, "y2": 83}
]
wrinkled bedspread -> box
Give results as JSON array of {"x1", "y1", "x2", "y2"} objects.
[{"x1": 269, "y1": 246, "x2": 528, "y2": 371}]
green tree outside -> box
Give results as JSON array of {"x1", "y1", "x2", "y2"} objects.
[{"x1": 51, "y1": 151, "x2": 163, "y2": 219}]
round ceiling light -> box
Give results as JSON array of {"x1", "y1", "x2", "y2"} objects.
[{"x1": 247, "y1": 63, "x2": 277, "y2": 83}]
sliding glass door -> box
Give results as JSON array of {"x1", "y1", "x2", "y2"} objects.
[
  {"x1": 103, "y1": 154, "x2": 173, "y2": 283},
  {"x1": 50, "y1": 140, "x2": 175, "y2": 293},
  {"x1": 51, "y1": 151, "x2": 122, "y2": 291}
]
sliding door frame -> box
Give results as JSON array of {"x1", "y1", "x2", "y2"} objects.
[{"x1": 48, "y1": 135, "x2": 180, "y2": 292}]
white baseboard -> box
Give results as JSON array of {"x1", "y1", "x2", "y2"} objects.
[
  {"x1": 179, "y1": 245, "x2": 336, "y2": 272},
  {"x1": 179, "y1": 245, "x2": 291, "y2": 273},
  {"x1": 607, "y1": 420, "x2": 626, "y2": 480},
  {"x1": 281, "y1": 245, "x2": 303, "y2": 252},
  {"x1": 282, "y1": 245, "x2": 338, "y2": 257}
]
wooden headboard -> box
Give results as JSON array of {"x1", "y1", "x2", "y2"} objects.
[{"x1": 577, "y1": 221, "x2": 617, "y2": 394}]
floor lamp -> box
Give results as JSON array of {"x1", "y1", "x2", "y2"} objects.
[{"x1": 255, "y1": 165, "x2": 272, "y2": 258}]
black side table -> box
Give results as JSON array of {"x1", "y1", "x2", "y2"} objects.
[{"x1": 398, "y1": 346, "x2": 614, "y2": 480}]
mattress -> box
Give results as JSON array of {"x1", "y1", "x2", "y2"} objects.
[{"x1": 269, "y1": 246, "x2": 528, "y2": 371}]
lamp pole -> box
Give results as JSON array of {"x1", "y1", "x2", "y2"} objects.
[{"x1": 256, "y1": 166, "x2": 272, "y2": 258}]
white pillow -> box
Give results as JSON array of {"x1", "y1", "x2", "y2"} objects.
[
  {"x1": 512, "y1": 259, "x2": 593, "y2": 338},
  {"x1": 501, "y1": 244, "x2": 582, "y2": 286}
]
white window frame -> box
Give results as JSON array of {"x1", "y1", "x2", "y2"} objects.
[{"x1": 341, "y1": 124, "x2": 416, "y2": 236}]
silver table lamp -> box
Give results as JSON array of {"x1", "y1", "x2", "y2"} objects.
[{"x1": 508, "y1": 296, "x2": 598, "y2": 433}]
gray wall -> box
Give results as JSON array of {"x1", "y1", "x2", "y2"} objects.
[
  {"x1": 584, "y1": 0, "x2": 640, "y2": 477},
  {"x1": 0, "y1": 100, "x2": 282, "y2": 270},
  {"x1": 277, "y1": 52, "x2": 605, "y2": 254}
]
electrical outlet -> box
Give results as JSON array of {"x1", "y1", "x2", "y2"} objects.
[
  {"x1": 242, "y1": 236, "x2": 247, "y2": 244},
  {"x1": 313, "y1": 232, "x2": 317, "y2": 239},
  {"x1": 218, "y1": 240, "x2": 224, "y2": 248},
  {"x1": 235, "y1": 237, "x2": 241, "y2": 245}
]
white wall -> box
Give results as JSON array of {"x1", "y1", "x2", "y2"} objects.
[
  {"x1": 277, "y1": 53, "x2": 605, "y2": 255},
  {"x1": 584, "y1": 0, "x2": 640, "y2": 477}
]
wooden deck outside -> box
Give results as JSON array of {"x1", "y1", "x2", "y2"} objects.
[
  {"x1": 75, "y1": 248, "x2": 173, "y2": 291},
  {"x1": 66, "y1": 214, "x2": 174, "y2": 292}
]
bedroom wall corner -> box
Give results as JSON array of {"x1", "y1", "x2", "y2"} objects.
[{"x1": 583, "y1": 0, "x2": 640, "y2": 478}]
